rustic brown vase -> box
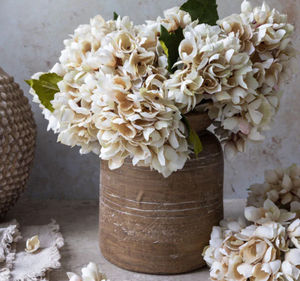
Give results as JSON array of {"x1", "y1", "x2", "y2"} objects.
[
  {"x1": 0, "y1": 67, "x2": 37, "y2": 218},
  {"x1": 99, "y1": 108, "x2": 224, "y2": 274}
]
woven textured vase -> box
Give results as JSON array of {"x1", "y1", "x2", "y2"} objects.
[
  {"x1": 0, "y1": 67, "x2": 37, "y2": 218},
  {"x1": 99, "y1": 108, "x2": 224, "y2": 274}
]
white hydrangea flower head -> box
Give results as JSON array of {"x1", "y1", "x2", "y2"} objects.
[
  {"x1": 247, "y1": 164, "x2": 300, "y2": 211},
  {"x1": 204, "y1": 180, "x2": 300, "y2": 281},
  {"x1": 210, "y1": 0, "x2": 297, "y2": 161},
  {"x1": 165, "y1": 21, "x2": 257, "y2": 118},
  {"x1": 203, "y1": 211, "x2": 288, "y2": 281},
  {"x1": 29, "y1": 13, "x2": 191, "y2": 177}
]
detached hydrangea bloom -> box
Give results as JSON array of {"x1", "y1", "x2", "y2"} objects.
[
  {"x1": 248, "y1": 164, "x2": 300, "y2": 212},
  {"x1": 203, "y1": 164, "x2": 300, "y2": 281},
  {"x1": 67, "y1": 262, "x2": 108, "y2": 281},
  {"x1": 203, "y1": 201, "x2": 297, "y2": 280},
  {"x1": 30, "y1": 14, "x2": 189, "y2": 177}
]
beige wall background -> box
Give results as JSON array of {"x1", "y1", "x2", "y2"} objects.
[{"x1": 0, "y1": 0, "x2": 299, "y2": 200}]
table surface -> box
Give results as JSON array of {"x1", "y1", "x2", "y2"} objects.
[{"x1": 5, "y1": 199, "x2": 246, "y2": 281}]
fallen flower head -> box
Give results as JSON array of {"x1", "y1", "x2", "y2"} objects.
[
  {"x1": 67, "y1": 262, "x2": 108, "y2": 281},
  {"x1": 247, "y1": 164, "x2": 300, "y2": 211},
  {"x1": 204, "y1": 164, "x2": 300, "y2": 281},
  {"x1": 25, "y1": 235, "x2": 40, "y2": 253}
]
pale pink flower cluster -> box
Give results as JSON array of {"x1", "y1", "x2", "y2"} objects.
[{"x1": 204, "y1": 164, "x2": 300, "y2": 281}]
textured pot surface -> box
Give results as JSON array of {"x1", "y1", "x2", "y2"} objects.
[
  {"x1": 0, "y1": 67, "x2": 37, "y2": 218},
  {"x1": 99, "y1": 109, "x2": 224, "y2": 274}
]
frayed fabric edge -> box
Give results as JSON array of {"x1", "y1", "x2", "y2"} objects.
[
  {"x1": 0, "y1": 221, "x2": 21, "y2": 281},
  {"x1": 49, "y1": 220, "x2": 64, "y2": 249},
  {"x1": 15, "y1": 246, "x2": 61, "y2": 281},
  {"x1": 15, "y1": 220, "x2": 64, "y2": 281}
]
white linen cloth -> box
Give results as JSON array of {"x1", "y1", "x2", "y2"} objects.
[{"x1": 0, "y1": 220, "x2": 64, "y2": 281}]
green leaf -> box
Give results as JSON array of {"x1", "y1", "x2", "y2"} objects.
[
  {"x1": 190, "y1": 130, "x2": 203, "y2": 159},
  {"x1": 114, "y1": 12, "x2": 119, "y2": 20},
  {"x1": 159, "y1": 25, "x2": 184, "y2": 74},
  {"x1": 181, "y1": 115, "x2": 203, "y2": 159},
  {"x1": 181, "y1": 115, "x2": 191, "y2": 135},
  {"x1": 25, "y1": 73, "x2": 63, "y2": 112},
  {"x1": 180, "y1": 0, "x2": 219, "y2": 25}
]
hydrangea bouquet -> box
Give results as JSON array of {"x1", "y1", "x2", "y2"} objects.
[{"x1": 26, "y1": 0, "x2": 297, "y2": 177}]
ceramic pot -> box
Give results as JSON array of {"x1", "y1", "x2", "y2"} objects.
[
  {"x1": 0, "y1": 67, "x2": 37, "y2": 218},
  {"x1": 99, "y1": 107, "x2": 224, "y2": 274}
]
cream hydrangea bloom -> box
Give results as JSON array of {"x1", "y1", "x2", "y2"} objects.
[
  {"x1": 203, "y1": 209, "x2": 286, "y2": 281},
  {"x1": 162, "y1": 0, "x2": 298, "y2": 162},
  {"x1": 210, "y1": 0, "x2": 297, "y2": 161},
  {"x1": 30, "y1": 13, "x2": 189, "y2": 177},
  {"x1": 204, "y1": 164, "x2": 300, "y2": 281},
  {"x1": 165, "y1": 22, "x2": 255, "y2": 115},
  {"x1": 247, "y1": 164, "x2": 300, "y2": 210}
]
